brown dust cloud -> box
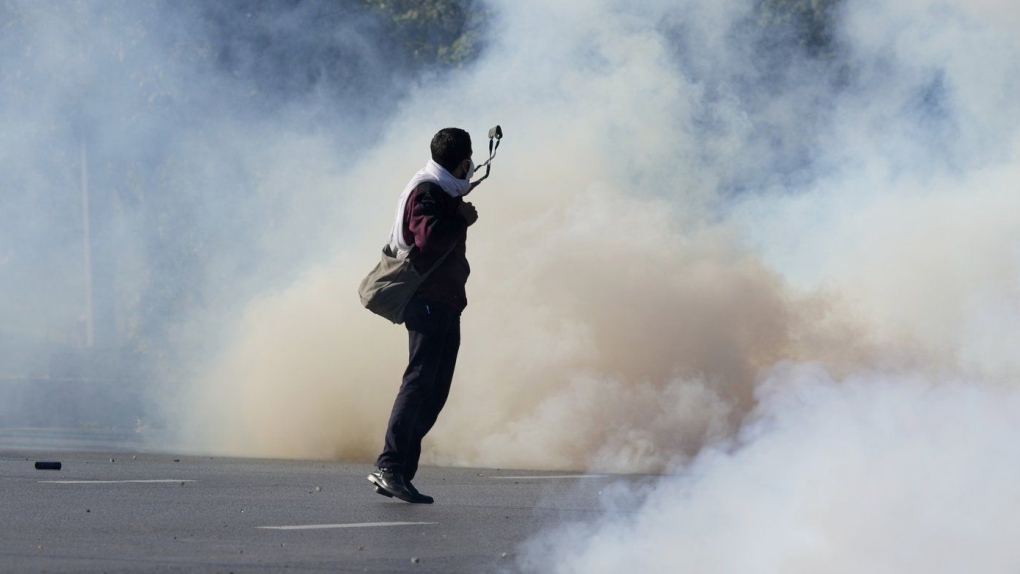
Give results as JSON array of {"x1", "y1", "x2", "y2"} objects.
[
  {"x1": 5, "y1": 2, "x2": 1018, "y2": 569},
  {"x1": 178, "y1": 0, "x2": 1020, "y2": 492},
  {"x1": 5, "y1": 0, "x2": 1012, "y2": 570}
]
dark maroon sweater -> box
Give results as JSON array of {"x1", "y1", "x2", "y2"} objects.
[{"x1": 401, "y1": 181, "x2": 470, "y2": 312}]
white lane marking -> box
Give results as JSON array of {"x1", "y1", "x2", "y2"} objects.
[
  {"x1": 40, "y1": 479, "x2": 196, "y2": 484},
  {"x1": 489, "y1": 475, "x2": 609, "y2": 480},
  {"x1": 258, "y1": 521, "x2": 437, "y2": 531}
]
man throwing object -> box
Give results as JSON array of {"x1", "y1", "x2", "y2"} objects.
[{"x1": 368, "y1": 127, "x2": 479, "y2": 504}]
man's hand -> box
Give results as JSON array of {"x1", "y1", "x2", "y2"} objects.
[{"x1": 458, "y1": 202, "x2": 478, "y2": 226}]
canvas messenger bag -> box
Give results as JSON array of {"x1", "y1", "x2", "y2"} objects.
[{"x1": 358, "y1": 243, "x2": 455, "y2": 324}]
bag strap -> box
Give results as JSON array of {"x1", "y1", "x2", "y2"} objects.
[
  {"x1": 472, "y1": 125, "x2": 502, "y2": 185},
  {"x1": 418, "y1": 242, "x2": 458, "y2": 281}
]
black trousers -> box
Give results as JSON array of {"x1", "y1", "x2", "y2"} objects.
[{"x1": 376, "y1": 298, "x2": 461, "y2": 481}]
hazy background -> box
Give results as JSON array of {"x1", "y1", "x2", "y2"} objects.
[
  {"x1": 0, "y1": 0, "x2": 485, "y2": 435},
  {"x1": 3, "y1": 0, "x2": 1020, "y2": 568},
  {"x1": 175, "y1": 0, "x2": 1019, "y2": 475}
]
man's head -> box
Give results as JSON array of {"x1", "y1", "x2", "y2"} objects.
[{"x1": 431, "y1": 128, "x2": 473, "y2": 179}]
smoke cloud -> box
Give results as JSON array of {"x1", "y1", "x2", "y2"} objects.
[
  {"x1": 177, "y1": 0, "x2": 885, "y2": 466},
  {"x1": 519, "y1": 364, "x2": 1020, "y2": 573},
  {"x1": 4, "y1": 0, "x2": 1019, "y2": 568},
  {"x1": 1, "y1": 1, "x2": 420, "y2": 432},
  {"x1": 501, "y1": 0, "x2": 1018, "y2": 570},
  {"x1": 170, "y1": 0, "x2": 1020, "y2": 567},
  {"x1": 180, "y1": 0, "x2": 1020, "y2": 477}
]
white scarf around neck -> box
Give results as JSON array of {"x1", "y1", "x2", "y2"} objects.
[{"x1": 388, "y1": 159, "x2": 470, "y2": 259}]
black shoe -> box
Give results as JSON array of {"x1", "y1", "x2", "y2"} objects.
[
  {"x1": 406, "y1": 481, "x2": 434, "y2": 504},
  {"x1": 367, "y1": 468, "x2": 414, "y2": 503}
]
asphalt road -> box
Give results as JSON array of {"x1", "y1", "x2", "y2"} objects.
[{"x1": 0, "y1": 449, "x2": 637, "y2": 573}]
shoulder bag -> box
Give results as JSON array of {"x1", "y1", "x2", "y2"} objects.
[{"x1": 358, "y1": 244, "x2": 456, "y2": 324}]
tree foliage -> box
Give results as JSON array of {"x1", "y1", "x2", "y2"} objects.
[
  {"x1": 362, "y1": 0, "x2": 487, "y2": 67},
  {"x1": 757, "y1": 0, "x2": 843, "y2": 53}
]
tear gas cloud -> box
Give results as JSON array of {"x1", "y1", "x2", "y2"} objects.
[
  {"x1": 3, "y1": 0, "x2": 1020, "y2": 569},
  {"x1": 507, "y1": 0, "x2": 1018, "y2": 570},
  {"x1": 520, "y1": 366, "x2": 1020, "y2": 573},
  {"x1": 183, "y1": 0, "x2": 1020, "y2": 473},
  {"x1": 0, "y1": 1, "x2": 413, "y2": 430},
  {"x1": 183, "y1": 0, "x2": 1019, "y2": 568}
]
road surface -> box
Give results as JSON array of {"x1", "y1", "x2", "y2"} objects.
[{"x1": 1, "y1": 449, "x2": 638, "y2": 573}]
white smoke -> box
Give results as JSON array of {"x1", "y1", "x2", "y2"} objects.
[
  {"x1": 519, "y1": 363, "x2": 1020, "y2": 573},
  {"x1": 6, "y1": 0, "x2": 1018, "y2": 568},
  {"x1": 183, "y1": 0, "x2": 1019, "y2": 479},
  {"x1": 507, "y1": 0, "x2": 1020, "y2": 569},
  {"x1": 0, "y1": 1, "x2": 415, "y2": 431}
]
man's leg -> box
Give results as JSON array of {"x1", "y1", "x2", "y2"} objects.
[
  {"x1": 404, "y1": 311, "x2": 460, "y2": 482},
  {"x1": 375, "y1": 300, "x2": 457, "y2": 475}
]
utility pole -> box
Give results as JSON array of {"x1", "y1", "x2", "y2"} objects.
[{"x1": 81, "y1": 139, "x2": 94, "y2": 348}]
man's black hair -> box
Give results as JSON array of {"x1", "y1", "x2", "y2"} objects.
[{"x1": 431, "y1": 128, "x2": 472, "y2": 173}]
